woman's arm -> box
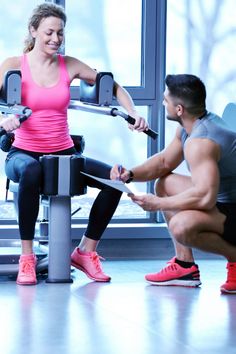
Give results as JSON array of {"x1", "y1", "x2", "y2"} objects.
[
  {"x1": 65, "y1": 56, "x2": 148, "y2": 131},
  {"x1": 0, "y1": 57, "x2": 21, "y2": 131}
]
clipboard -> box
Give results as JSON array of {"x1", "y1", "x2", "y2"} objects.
[{"x1": 81, "y1": 172, "x2": 133, "y2": 194}]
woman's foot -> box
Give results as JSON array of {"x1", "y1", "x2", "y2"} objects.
[
  {"x1": 16, "y1": 254, "x2": 37, "y2": 285},
  {"x1": 71, "y1": 247, "x2": 111, "y2": 282}
]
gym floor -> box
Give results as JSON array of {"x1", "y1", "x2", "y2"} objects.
[{"x1": 0, "y1": 258, "x2": 235, "y2": 354}]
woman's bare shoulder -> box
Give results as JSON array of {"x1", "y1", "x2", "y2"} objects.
[
  {"x1": 1, "y1": 56, "x2": 21, "y2": 70},
  {"x1": 0, "y1": 56, "x2": 21, "y2": 87},
  {"x1": 63, "y1": 55, "x2": 96, "y2": 82}
]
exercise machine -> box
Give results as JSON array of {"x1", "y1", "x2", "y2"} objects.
[
  {"x1": 71, "y1": 72, "x2": 158, "y2": 140},
  {"x1": 0, "y1": 71, "x2": 87, "y2": 283},
  {"x1": 0, "y1": 70, "x2": 43, "y2": 276},
  {"x1": 0, "y1": 70, "x2": 157, "y2": 282}
]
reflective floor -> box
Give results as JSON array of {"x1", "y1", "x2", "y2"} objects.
[{"x1": 0, "y1": 259, "x2": 235, "y2": 354}]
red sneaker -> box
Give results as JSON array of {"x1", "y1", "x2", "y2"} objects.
[
  {"x1": 220, "y1": 262, "x2": 236, "y2": 294},
  {"x1": 145, "y1": 258, "x2": 201, "y2": 287},
  {"x1": 71, "y1": 247, "x2": 111, "y2": 282},
  {"x1": 16, "y1": 254, "x2": 37, "y2": 285}
]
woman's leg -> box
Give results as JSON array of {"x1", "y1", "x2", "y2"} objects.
[
  {"x1": 79, "y1": 156, "x2": 122, "y2": 249},
  {"x1": 5, "y1": 150, "x2": 42, "y2": 285},
  {"x1": 71, "y1": 157, "x2": 122, "y2": 282}
]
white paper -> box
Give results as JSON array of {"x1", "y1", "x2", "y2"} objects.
[{"x1": 81, "y1": 172, "x2": 133, "y2": 194}]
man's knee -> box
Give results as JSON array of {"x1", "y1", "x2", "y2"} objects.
[
  {"x1": 154, "y1": 174, "x2": 171, "y2": 197},
  {"x1": 169, "y1": 216, "x2": 191, "y2": 245}
]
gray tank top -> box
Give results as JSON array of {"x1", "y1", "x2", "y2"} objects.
[{"x1": 181, "y1": 112, "x2": 236, "y2": 202}]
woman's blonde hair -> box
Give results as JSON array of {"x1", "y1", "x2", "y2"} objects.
[{"x1": 23, "y1": 3, "x2": 67, "y2": 53}]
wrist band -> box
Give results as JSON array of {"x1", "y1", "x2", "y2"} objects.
[{"x1": 126, "y1": 170, "x2": 134, "y2": 183}]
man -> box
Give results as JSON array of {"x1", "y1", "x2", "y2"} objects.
[{"x1": 111, "y1": 74, "x2": 236, "y2": 294}]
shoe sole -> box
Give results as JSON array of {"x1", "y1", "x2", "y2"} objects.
[
  {"x1": 220, "y1": 288, "x2": 236, "y2": 294},
  {"x1": 16, "y1": 281, "x2": 37, "y2": 285},
  {"x1": 71, "y1": 261, "x2": 111, "y2": 282},
  {"x1": 146, "y1": 279, "x2": 202, "y2": 287}
]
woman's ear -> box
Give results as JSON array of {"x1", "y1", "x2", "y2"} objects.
[{"x1": 30, "y1": 26, "x2": 36, "y2": 39}]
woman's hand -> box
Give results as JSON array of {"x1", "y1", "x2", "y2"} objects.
[
  {"x1": 0, "y1": 115, "x2": 20, "y2": 132},
  {"x1": 127, "y1": 111, "x2": 149, "y2": 132}
]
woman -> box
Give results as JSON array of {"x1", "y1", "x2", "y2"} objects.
[{"x1": 0, "y1": 3, "x2": 148, "y2": 285}]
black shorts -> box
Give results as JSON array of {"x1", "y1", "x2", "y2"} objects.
[{"x1": 216, "y1": 202, "x2": 236, "y2": 246}]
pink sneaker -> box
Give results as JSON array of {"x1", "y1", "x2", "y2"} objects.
[
  {"x1": 71, "y1": 247, "x2": 111, "y2": 282},
  {"x1": 16, "y1": 254, "x2": 37, "y2": 285},
  {"x1": 145, "y1": 257, "x2": 201, "y2": 287},
  {"x1": 220, "y1": 262, "x2": 236, "y2": 294}
]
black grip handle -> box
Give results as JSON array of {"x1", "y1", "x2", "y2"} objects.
[
  {"x1": 126, "y1": 115, "x2": 158, "y2": 140},
  {"x1": 0, "y1": 116, "x2": 28, "y2": 137},
  {"x1": 0, "y1": 128, "x2": 6, "y2": 137},
  {"x1": 111, "y1": 108, "x2": 158, "y2": 140}
]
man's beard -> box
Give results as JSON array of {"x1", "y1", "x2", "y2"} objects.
[{"x1": 166, "y1": 114, "x2": 183, "y2": 125}]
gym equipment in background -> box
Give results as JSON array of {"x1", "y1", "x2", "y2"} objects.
[
  {"x1": 70, "y1": 72, "x2": 158, "y2": 140},
  {"x1": 0, "y1": 70, "x2": 157, "y2": 282},
  {"x1": 0, "y1": 70, "x2": 32, "y2": 134}
]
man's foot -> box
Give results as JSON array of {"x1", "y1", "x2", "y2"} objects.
[
  {"x1": 220, "y1": 262, "x2": 236, "y2": 294},
  {"x1": 71, "y1": 247, "x2": 111, "y2": 282},
  {"x1": 145, "y1": 257, "x2": 201, "y2": 287},
  {"x1": 16, "y1": 254, "x2": 37, "y2": 285}
]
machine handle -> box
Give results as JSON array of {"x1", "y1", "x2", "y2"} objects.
[{"x1": 111, "y1": 108, "x2": 158, "y2": 140}]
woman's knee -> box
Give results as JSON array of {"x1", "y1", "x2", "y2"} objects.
[{"x1": 20, "y1": 160, "x2": 42, "y2": 186}]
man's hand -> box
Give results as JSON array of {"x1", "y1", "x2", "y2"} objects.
[
  {"x1": 110, "y1": 164, "x2": 131, "y2": 183},
  {"x1": 129, "y1": 193, "x2": 159, "y2": 212}
]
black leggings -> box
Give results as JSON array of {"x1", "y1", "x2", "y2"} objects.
[{"x1": 5, "y1": 146, "x2": 122, "y2": 241}]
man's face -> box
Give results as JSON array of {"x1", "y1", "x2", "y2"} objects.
[{"x1": 163, "y1": 88, "x2": 182, "y2": 124}]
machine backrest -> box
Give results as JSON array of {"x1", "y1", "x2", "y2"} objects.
[{"x1": 222, "y1": 103, "x2": 236, "y2": 132}]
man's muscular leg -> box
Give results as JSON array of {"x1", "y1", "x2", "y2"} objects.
[
  {"x1": 156, "y1": 173, "x2": 195, "y2": 262},
  {"x1": 169, "y1": 208, "x2": 236, "y2": 262}
]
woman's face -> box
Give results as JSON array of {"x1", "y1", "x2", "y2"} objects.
[{"x1": 31, "y1": 16, "x2": 65, "y2": 54}]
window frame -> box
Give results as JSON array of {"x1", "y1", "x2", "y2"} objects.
[
  {"x1": 66, "y1": 0, "x2": 167, "y2": 227},
  {"x1": 0, "y1": 0, "x2": 168, "y2": 239}
]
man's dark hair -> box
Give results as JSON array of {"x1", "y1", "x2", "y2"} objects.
[{"x1": 165, "y1": 74, "x2": 206, "y2": 116}]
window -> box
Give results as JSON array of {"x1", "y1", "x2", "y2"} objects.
[
  {"x1": 65, "y1": 0, "x2": 142, "y2": 86},
  {"x1": 0, "y1": 0, "x2": 43, "y2": 218},
  {"x1": 65, "y1": 0, "x2": 164, "y2": 222},
  {"x1": 166, "y1": 0, "x2": 236, "y2": 151},
  {"x1": 0, "y1": 1, "x2": 165, "y2": 230}
]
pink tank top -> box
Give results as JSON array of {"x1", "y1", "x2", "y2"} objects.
[{"x1": 13, "y1": 54, "x2": 73, "y2": 152}]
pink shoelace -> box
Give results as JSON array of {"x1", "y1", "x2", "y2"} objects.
[
  {"x1": 19, "y1": 261, "x2": 35, "y2": 276},
  {"x1": 160, "y1": 263, "x2": 179, "y2": 274},
  {"x1": 89, "y1": 253, "x2": 105, "y2": 273}
]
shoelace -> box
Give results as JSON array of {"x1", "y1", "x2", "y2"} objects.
[
  {"x1": 20, "y1": 261, "x2": 35, "y2": 276},
  {"x1": 160, "y1": 263, "x2": 178, "y2": 274},
  {"x1": 90, "y1": 253, "x2": 105, "y2": 273}
]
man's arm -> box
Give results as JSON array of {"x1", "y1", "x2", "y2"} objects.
[
  {"x1": 111, "y1": 126, "x2": 184, "y2": 182},
  {"x1": 130, "y1": 138, "x2": 220, "y2": 211}
]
